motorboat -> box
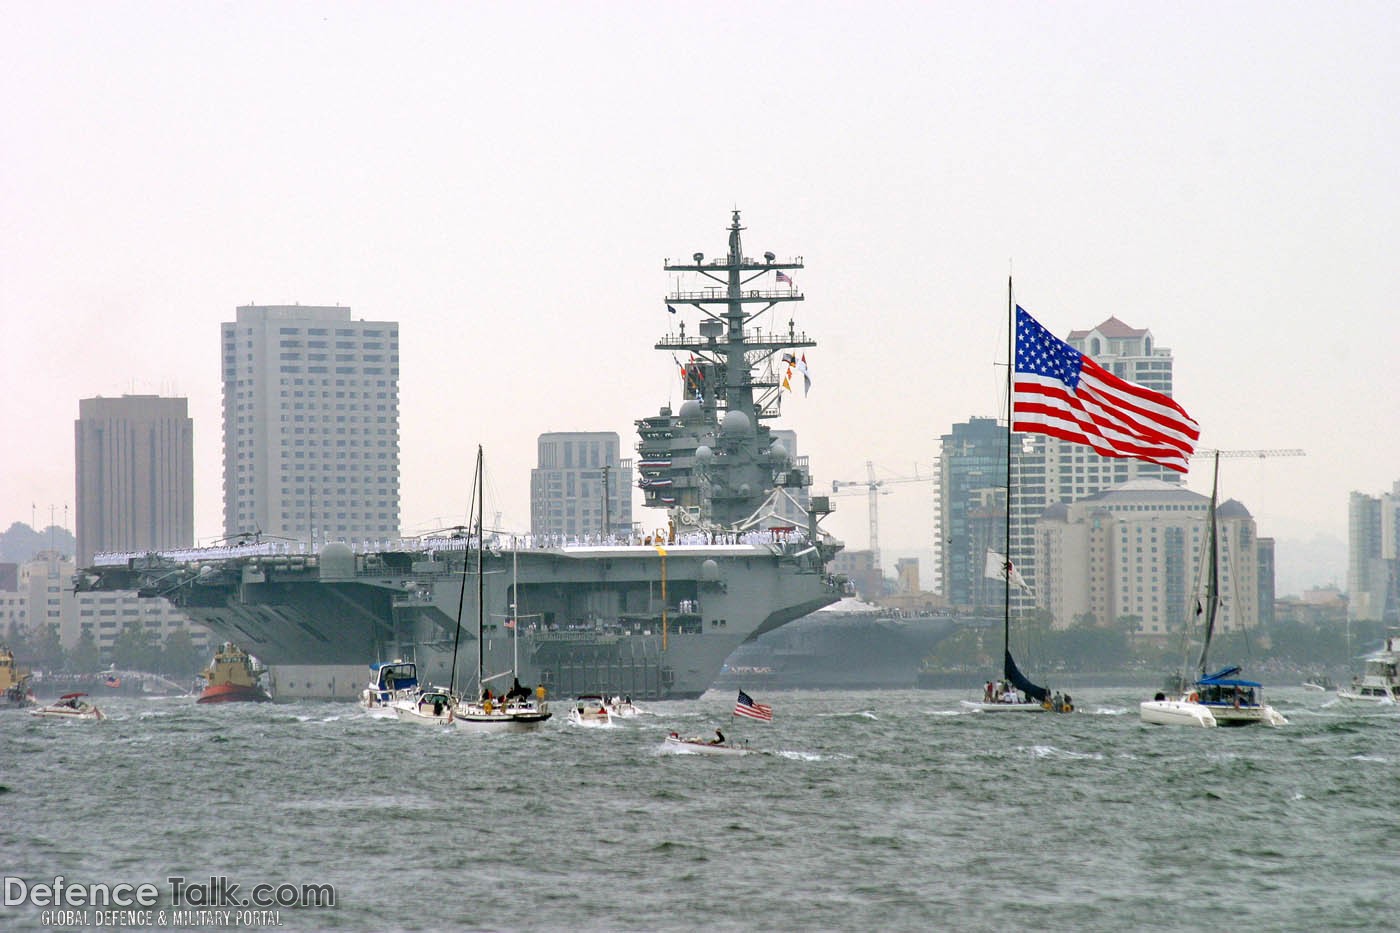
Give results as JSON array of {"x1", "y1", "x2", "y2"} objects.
[
  {"x1": 30, "y1": 693, "x2": 105, "y2": 721},
  {"x1": 362, "y1": 659, "x2": 419, "y2": 710},
  {"x1": 663, "y1": 732, "x2": 750, "y2": 756},
  {"x1": 605, "y1": 695, "x2": 644, "y2": 718},
  {"x1": 567, "y1": 698, "x2": 614, "y2": 727},
  {"x1": 390, "y1": 687, "x2": 458, "y2": 726},
  {"x1": 1337, "y1": 634, "x2": 1400, "y2": 704}
]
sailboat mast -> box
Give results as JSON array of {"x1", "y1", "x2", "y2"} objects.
[
  {"x1": 1003, "y1": 276, "x2": 1013, "y2": 674},
  {"x1": 476, "y1": 445, "x2": 486, "y2": 699},
  {"x1": 1196, "y1": 452, "x2": 1221, "y2": 676}
]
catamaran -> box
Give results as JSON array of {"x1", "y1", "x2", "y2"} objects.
[{"x1": 1140, "y1": 454, "x2": 1287, "y2": 728}]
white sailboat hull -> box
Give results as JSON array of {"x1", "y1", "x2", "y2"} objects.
[
  {"x1": 959, "y1": 699, "x2": 1045, "y2": 713},
  {"x1": 1140, "y1": 699, "x2": 1217, "y2": 727},
  {"x1": 453, "y1": 711, "x2": 550, "y2": 733}
]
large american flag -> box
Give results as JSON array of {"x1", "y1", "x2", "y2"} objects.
[
  {"x1": 1012, "y1": 306, "x2": 1199, "y2": 472},
  {"x1": 734, "y1": 690, "x2": 773, "y2": 722}
]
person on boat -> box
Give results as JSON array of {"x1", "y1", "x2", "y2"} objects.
[
  {"x1": 1153, "y1": 692, "x2": 1167, "y2": 702},
  {"x1": 710, "y1": 728, "x2": 725, "y2": 745},
  {"x1": 983, "y1": 681, "x2": 994, "y2": 703}
]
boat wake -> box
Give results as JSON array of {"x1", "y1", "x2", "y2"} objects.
[{"x1": 1021, "y1": 745, "x2": 1104, "y2": 761}]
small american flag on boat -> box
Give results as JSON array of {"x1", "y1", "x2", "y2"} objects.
[{"x1": 734, "y1": 690, "x2": 773, "y2": 722}]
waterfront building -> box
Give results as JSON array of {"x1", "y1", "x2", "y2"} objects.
[
  {"x1": 530, "y1": 432, "x2": 633, "y2": 538},
  {"x1": 19, "y1": 552, "x2": 209, "y2": 658},
  {"x1": 1347, "y1": 483, "x2": 1400, "y2": 622},
  {"x1": 1034, "y1": 480, "x2": 1262, "y2": 636},
  {"x1": 75, "y1": 395, "x2": 194, "y2": 567},
  {"x1": 222, "y1": 305, "x2": 400, "y2": 547}
]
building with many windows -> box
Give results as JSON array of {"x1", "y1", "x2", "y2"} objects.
[
  {"x1": 1348, "y1": 482, "x2": 1400, "y2": 622},
  {"x1": 75, "y1": 395, "x2": 194, "y2": 567},
  {"x1": 1034, "y1": 480, "x2": 1262, "y2": 637},
  {"x1": 530, "y1": 432, "x2": 633, "y2": 538},
  {"x1": 20, "y1": 552, "x2": 209, "y2": 659},
  {"x1": 222, "y1": 305, "x2": 400, "y2": 547}
]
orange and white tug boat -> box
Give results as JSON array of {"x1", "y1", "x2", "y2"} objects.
[
  {"x1": 2, "y1": 644, "x2": 36, "y2": 709},
  {"x1": 197, "y1": 643, "x2": 272, "y2": 703}
]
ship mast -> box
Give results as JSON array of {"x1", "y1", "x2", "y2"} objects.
[
  {"x1": 641, "y1": 211, "x2": 819, "y2": 530},
  {"x1": 658, "y1": 210, "x2": 813, "y2": 422}
]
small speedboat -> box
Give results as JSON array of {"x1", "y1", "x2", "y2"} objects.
[
  {"x1": 567, "y1": 701, "x2": 614, "y2": 727},
  {"x1": 390, "y1": 687, "x2": 458, "y2": 726},
  {"x1": 662, "y1": 732, "x2": 749, "y2": 756},
  {"x1": 31, "y1": 693, "x2": 105, "y2": 721}
]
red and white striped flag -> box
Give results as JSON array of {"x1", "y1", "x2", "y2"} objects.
[{"x1": 734, "y1": 690, "x2": 773, "y2": 722}]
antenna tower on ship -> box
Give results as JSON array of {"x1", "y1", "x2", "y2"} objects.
[{"x1": 639, "y1": 210, "x2": 820, "y2": 530}]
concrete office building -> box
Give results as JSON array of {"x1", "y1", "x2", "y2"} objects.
[
  {"x1": 75, "y1": 395, "x2": 194, "y2": 567},
  {"x1": 530, "y1": 432, "x2": 633, "y2": 538},
  {"x1": 222, "y1": 305, "x2": 400, "y2": 547}
]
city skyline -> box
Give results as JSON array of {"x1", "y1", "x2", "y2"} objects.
[{"x1": 3, "y1": 2, "x2": 1392, "y2": 596}]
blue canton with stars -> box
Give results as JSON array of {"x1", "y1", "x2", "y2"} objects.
[{"x1": 1016, "y1": 306, "x2": 1082, "y2": 388}]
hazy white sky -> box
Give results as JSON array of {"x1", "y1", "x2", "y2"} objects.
[{"x1": 2, "y1": 2, "x2": 1395, "y2": 590}]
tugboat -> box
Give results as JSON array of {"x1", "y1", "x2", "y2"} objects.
[
  {"x1": 197, "y1": 643, "x2": 272, "y2": 703},
  {"x1": 1, "y1": 644, "x2": 36, "y2": 708}
]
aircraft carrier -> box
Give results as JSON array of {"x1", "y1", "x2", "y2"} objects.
[{"x1": 81, "y1": 211, "x2": 844, "y2": 700}]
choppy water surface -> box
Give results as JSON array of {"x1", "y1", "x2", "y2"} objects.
[{"x1": 4, "y1": 688, "x2": 1398, "y2": 931}]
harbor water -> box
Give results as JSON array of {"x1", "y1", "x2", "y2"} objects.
[{"x1": 4, "y1": 687, "x2": 1398, "y2": 932}]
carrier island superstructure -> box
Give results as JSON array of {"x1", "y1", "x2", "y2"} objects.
[{"x1": 80, "y1": 211, "x2": 843, "y2": 700}]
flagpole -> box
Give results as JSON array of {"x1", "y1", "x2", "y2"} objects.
[{"x1": 1004, "y1": 276, "x2": 1013, "y2": 678}]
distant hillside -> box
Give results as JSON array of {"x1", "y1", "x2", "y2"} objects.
[{"x1": 0, "y1": 522, "x2": 76, "y2": 563}]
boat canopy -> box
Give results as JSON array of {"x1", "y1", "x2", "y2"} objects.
[{"x1": 1197, "y1": 666, "x2": 1262, "y2": 689}]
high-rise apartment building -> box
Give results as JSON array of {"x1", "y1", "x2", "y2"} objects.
[
  {"x1": 222, "y1": 305, "x2": 400, "y2": 547},
  {"x1": 936, "y1": 417, "x2": 1008, "y2": 611},
  {"x1": 1347, "y1": 483, "x2": 1400, "y2": 622},
  {"x1": 75, "y1": 395, "x2": 194, "y2": 566},
  {"x1": 530, "y1": 432, "x2": 633, "y2": 538}
]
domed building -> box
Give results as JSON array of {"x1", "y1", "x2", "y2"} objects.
[{"x1": 1034, "y1": 479, "x2": 1264, "y2": 639}]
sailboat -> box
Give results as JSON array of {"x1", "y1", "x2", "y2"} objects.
[
  {"x1": 1140, "y1": 453, "x2": 1287, "y2": 727},
  {"x1": 960, "y1": 282, "x2": 1072, "y2": 714},
  {"x1": 453, "y1": 446, "x2": 551, "y2": 734}
]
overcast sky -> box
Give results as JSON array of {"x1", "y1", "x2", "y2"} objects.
[{"x1": 2, "y1": 1, "x2": 1394, "y2": 592}]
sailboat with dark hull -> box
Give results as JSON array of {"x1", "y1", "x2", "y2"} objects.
[{"x1": 961, "y1": 281, "x2": 1072, "y2": 714}]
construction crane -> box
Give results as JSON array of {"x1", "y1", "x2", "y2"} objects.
[
  {"x1": 1191, "y1": 448, "x2": 1305, "y2": 459},
  {"x1": 828, "y1": 461, "x2": 934, "y2": 574}
]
